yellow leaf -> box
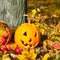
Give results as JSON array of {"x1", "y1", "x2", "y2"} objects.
[
  {"x1": 42, "y1": 53, "x2": 50, "y2": 60},
  {"x1": 31, "y1": 9, "x2": 37, "y2": 15},
  {"x1": 37, "y1": 8, "x2": 41, "y2": 12},
  {"x1": 17, "y1": 54, "x2": 26, "y2": 60},
  {"x1": 40, "y1": 28, "x2": 45, "y2": 35},
  {"x1": 51, "y1": 31, "x2": 55, "y2": 35},
  {"x1": 30, "y1": 49, "x2": 37, "y2": 59},
  {"x1": 16, "y1": 49, "x2": 37, "y2": 60}
]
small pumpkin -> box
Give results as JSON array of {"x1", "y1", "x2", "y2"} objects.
[{"x1": 14, "y1": 23, "x2": 40, "y2": 49}]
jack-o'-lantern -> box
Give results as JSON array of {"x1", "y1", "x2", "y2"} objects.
[{"x1": 14, "y1": 23, "x2": 40, "y2": 49}]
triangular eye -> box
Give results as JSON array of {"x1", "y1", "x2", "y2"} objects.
[
  {"x1": 35, "y1": 32, "x2": 37, "y2": 37},
  {"x1": 23, "y1": 32, "x2": 27, "y2": 36}
]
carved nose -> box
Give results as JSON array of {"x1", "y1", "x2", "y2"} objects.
[{"x1": 29, "y1": 39, "x2": 32, "y2": 42}]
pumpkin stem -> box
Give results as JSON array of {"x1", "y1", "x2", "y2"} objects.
[
  {"x1": 23, "y1": 14, "x2": 31, "y2": 24},
  {"x1": 27, "y1": 17, "x2": 31, "y2": 24}
]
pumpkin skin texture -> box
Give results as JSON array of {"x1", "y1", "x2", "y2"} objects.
[{"x1": 14, "y1": 23, "x2": 40, "y2": 49}]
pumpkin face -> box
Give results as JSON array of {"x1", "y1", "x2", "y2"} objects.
[{"x1": 14, "y1": 23, "x2": 40, "y2": 49}]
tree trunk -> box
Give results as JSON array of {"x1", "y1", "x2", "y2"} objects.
[{"x1": 0, "y1": 0, "x2": 27, "y2": 29}]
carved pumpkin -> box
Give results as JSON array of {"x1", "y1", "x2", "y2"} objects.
[{"x1": 14, "y1": 23, "x2": 40, "y2": 49}]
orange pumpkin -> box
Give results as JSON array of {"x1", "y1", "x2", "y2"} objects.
[{"x1": 14, "y1": 23, "x2": 40, "y2": 49}]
